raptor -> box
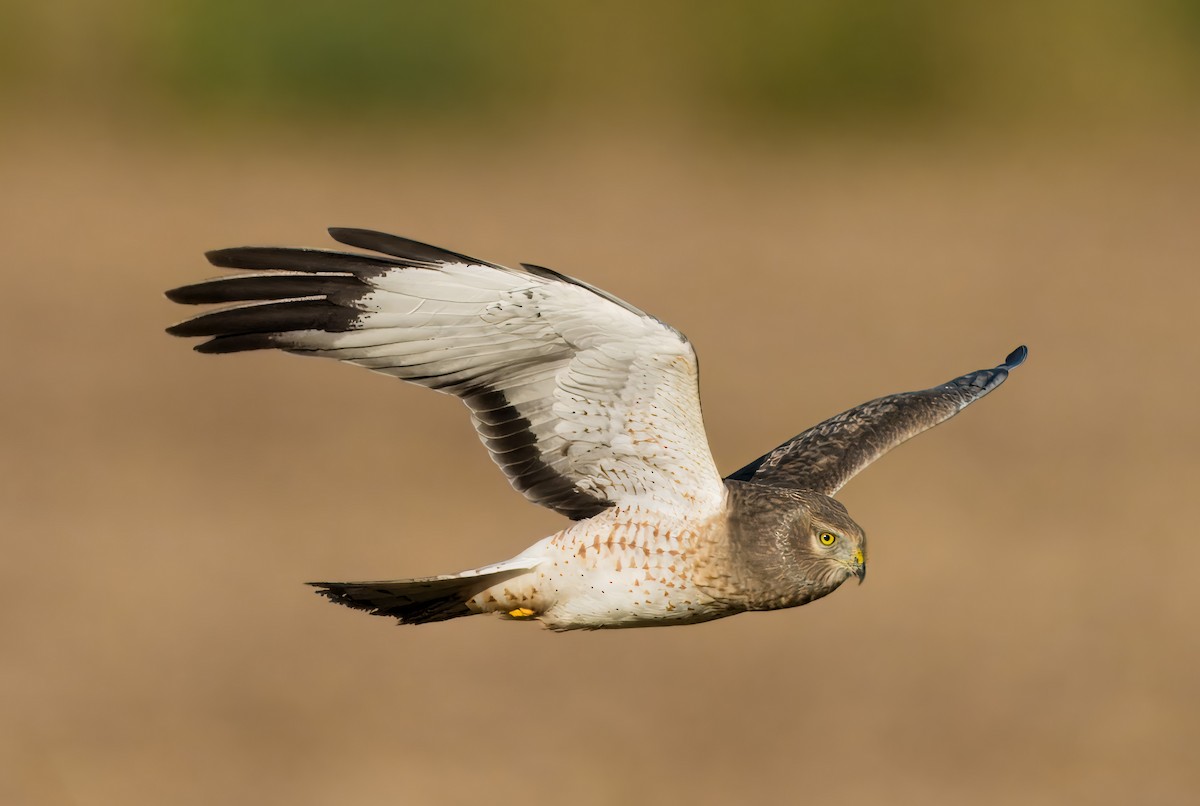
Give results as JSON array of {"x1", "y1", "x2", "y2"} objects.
[{"x1": 168, "y1": 228, "x2": 1026, "y2": 630}]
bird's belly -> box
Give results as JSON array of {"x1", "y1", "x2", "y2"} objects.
[
  {"x1": 537, "y1": 568, "x2": 730, "y2": 630},
  {"x1": 473, "y1": 516, "x2": 737, "y2": 630}
]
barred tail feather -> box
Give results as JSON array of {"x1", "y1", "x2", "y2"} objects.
[{"x1": 308, "y1": 558, "x2": 539, "y2": 625}]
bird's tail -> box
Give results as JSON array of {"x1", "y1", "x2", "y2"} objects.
[{"x1": 308, "y1": 557, "x2": 540, "y2": 625}]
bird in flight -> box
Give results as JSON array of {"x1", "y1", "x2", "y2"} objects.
[{"x1": 168, "y1": 228, "x2": 1026, "y2": 631}]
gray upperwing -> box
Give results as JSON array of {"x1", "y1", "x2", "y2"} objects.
[{"x1": 726, "y1": 346, "x2": 1027, "y2": 495}]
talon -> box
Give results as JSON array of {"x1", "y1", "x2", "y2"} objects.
[{"x1": 508, "y1": 607, "x2": 536, "y2": 618}]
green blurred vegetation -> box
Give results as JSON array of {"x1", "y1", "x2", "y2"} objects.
[
  {"x1": 6, "y1": 0, "x2": 1200, "y2": 131},
  {"x1": 151, "y1": 1, "x2": 515, "y2": 115}
]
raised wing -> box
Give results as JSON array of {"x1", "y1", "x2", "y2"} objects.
[
  {"x1": 727, "y1": 346, "x2": 1027, "y2": 495},
  {"x1": 167, "y1": 228, "x2": 725, "y2": 520}
]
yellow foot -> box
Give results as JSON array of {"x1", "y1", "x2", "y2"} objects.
[{"x1": 507, "y1": 607, "x2": 536, "y2": 618}]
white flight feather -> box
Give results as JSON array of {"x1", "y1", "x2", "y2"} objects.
[{"x1": 272, "y1": 261, "x2": 724, "y2": 517}]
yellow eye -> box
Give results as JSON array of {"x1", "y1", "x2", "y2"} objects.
[{"x1": 819, "y1": 532, "x2": 837, "y2": 546}]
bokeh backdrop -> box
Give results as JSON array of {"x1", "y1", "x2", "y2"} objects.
[{"x1": 2, "y1": 2, "x2": 1198, "y2": 804}]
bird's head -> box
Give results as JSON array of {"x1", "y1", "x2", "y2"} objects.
[
  {"x1": 722, "y1": 482, "x2": 867, "y2": 608},
  {"x1": 785, "y1": 490, "x2": 867, "y2": 590}
]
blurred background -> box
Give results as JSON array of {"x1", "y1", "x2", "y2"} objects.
[{"x1": 2, "y1": 1, "x2": 1197, "y2": 804}]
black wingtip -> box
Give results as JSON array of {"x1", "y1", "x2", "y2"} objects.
[
  {"x1": 164, "y1": 285, "x2": 195, "y2": 304},
  {"x1": 1002, "y1": 345, "x2": 1028, "y2": 370},
  {"x1": 164, "y1": 319, "x2": 195, "y2": 337},
  {"x1": 326, "y1": 227, "x2": 383, "y2": 248},
  {"x1": 205, "y1": 247, "x2": 259, "y2": 269},
  {"x1": 204, "y1": 248, "x2": 230, "y2": 267},
  {"x1": 192, "y1": 334, "x2": 279, "y2": 353},
  {"x1": 326, "y1": 227, "x2": 495, "y2": 268}
]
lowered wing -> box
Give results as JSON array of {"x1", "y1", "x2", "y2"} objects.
[{"x1": 727, "y1": 346, "x2": 1027, "y2": 495}]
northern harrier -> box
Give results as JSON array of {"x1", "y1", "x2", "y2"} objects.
[{"x1": 168, "y1": 228, "x2": 1026, "y2": 630}]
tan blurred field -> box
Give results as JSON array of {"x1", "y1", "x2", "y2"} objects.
[{"x1": 1, "y1": 120, "x2": 1197, "y2": 805}]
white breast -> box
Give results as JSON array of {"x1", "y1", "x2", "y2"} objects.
[{"x1": 468, "y1": 506, "x2": 733, "y2": 630}]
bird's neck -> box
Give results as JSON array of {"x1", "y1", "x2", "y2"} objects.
[{"x1": 695, "y1": 481, "x2": 827, "y2": 611}]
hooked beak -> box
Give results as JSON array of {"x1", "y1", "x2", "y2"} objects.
[{"x1": 852, "y1": 548, "x2": 866, "y2": 584}]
